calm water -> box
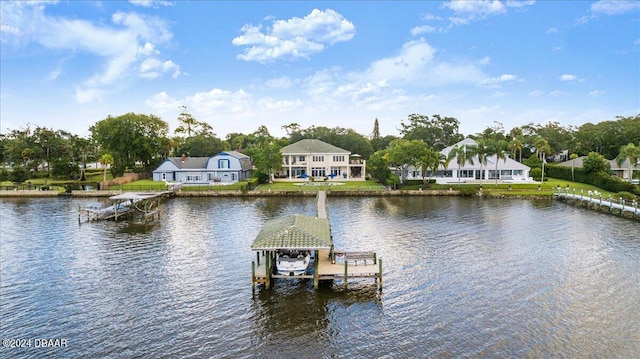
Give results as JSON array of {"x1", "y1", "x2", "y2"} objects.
[{"x1": 1, "y1": 196, "x2": 639, "y2": 358}]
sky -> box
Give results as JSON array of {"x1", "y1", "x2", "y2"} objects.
[{"x1": 1, "y1": 1, "x2": 639, "y2": 140}]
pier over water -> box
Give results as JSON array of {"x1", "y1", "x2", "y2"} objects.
[{"x1": 251, "y1": 190, "x2": 382, "y2": 290}]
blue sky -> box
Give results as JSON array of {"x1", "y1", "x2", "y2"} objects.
[{"x1": 1, "y1": 1, "x2": 638, "y2": 139}]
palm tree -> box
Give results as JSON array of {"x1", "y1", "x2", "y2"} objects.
[
  {"x1": 447, "y1": 144, "x2": 476, "y2": 185},
  {"x1": 616, "y1": 143, "x2": 640, "y2": 183},
  {"x1": 569, "y1": 153, "x2": 578, "y2": 182},
  {"x1": 475, "y1": 140, "x2": 488, "y2": 184},
  {"x1": 508, "y1": 138, "x2": 524, "y2": 162},
  {"x1": 534, "y1": 138, "x2": 551, "y2": 183},
  {"x1": 99, "y1": 153, "x2": 114, "y2": 184},
  {"x1": 489, "y1": 140, "x2": 508, "y2": 186}
]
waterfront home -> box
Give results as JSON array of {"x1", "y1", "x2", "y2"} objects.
[
  {"x1": 557, "y1": 156, "x2": 639, "y2": 182},
  {"x1": 277, "y1": 139, "x2": 366, "y2": 180},
  {"x1": 399, "y1": 138, "x2": 532, "y2": 184},
  {"x1": 152, "y1": 151, "x2": 253, "y2": 184}
]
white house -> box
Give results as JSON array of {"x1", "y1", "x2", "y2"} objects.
[
  {"x1": 278, "y1": 139, "x2": 366, "y2": 180},
  {"x1": 401, "y1": 138, "x2": 532, "y2": 184},
  {"x1": 152, "y1": 151, "x2": 253, "y2": 184}
]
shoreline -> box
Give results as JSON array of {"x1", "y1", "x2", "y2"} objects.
[{"x1": 0, "y1": 189, "x2": 554, "y2": 200}]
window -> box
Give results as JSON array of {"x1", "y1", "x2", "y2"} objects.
[
  {"x1": 299, "y1": 156, "x2": 306, "y2": 162},
  {"x1": 218, "y1": 159, "x2": 230, "y2": 169},
  {"x1": 186, "y1": 175, "x2": 201, "y2": 182},
  {"x1": 331, "y1": 167, "x2": 340, "y2": 176},
  {"x1": 311, "y1": 167, "x2": 326, "y2": 177},
  {"x1": 459, "y1": 170, "x2": 473, "y2": 178},
  {"x1": 161, "y1": 173, "x2": 166, "y2": 180},
  {"x1": 333, "y1": 155, "x2": 345, "y2": 162},
  {"x1": 312, "y1": 155, "x2": 324, "y2": 162}
]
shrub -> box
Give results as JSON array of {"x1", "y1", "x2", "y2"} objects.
[
  {"x1": 457, "y1": 185, "x2": 480, "y2": 196},
  {"x1": 530, "y1": 168, "x2": 542, "y2": 181}
]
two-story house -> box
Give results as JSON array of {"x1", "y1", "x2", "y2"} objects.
[
  {"x1": 152, "y1": 151, "x2": 253, "y2": 184},
  {"x1": 278, "y1": 139, "x2": 366, "y2": 180}
]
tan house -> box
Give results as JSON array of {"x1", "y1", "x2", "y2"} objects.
[{"x1": 278, "y1": 139, "x2": 366, "y2": 180}]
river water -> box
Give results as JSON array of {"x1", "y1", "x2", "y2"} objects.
[{"x1": 1, "y1": 196, "x2": 639, "y2": 358}]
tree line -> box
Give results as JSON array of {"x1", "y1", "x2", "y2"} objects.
[{"x1": 0, "y1": 109, "x2": 637, "y2": 185}]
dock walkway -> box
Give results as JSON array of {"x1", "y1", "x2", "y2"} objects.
[{"x1": 554, "y1": 190, "x2": 639, "y2": 219}]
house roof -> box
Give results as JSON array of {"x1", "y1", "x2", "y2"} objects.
[
  {"x1": 166, "y1": 156, "x2": 210, "y2": 169},
  {"x1": 557, "y1": 156, "x2": 639, "y2": 170},
  {"x1": 251, "y1": 214, "x2": 332, "y2": 251},
  {"x1": 281, "y1": 139, "x2": 349, "y2": 155},
  {"x1": 441, "y1": 138, "x2": 530, "y2": 171},
  {"x1": 215, "y1": 151, "x2": 253, "y2": 171}
]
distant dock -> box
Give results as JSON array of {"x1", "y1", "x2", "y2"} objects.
[
  {"x1": 78, "y1": 191, "x2": 173, "y2": 223},
  {"x1": 251, "y1": 190, "x2": 383, "y2": 290},
  {"x1": 554, "y1": 189, "x2": 639, "y2": 220}
]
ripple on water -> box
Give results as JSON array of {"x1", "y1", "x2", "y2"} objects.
[{"x1": 1, "y1": 197, "x2": 639, "y2": 357}]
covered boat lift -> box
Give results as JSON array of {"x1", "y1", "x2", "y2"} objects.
[{"x1": 251, "y1": 191, "x2": 382, "y2": 290}]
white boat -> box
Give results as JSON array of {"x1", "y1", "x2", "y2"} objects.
[{"x1": 276, "y1": 249, "x2": 311, "y2": 276}]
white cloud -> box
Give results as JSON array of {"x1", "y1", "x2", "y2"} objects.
[
  {"x1": 591, "y1": 0, "x2": 640, "y2": 15},
  {"x1": 0, "y1": 2, "x2": 180, "y2": 102},
  {"x1": 265, "y1": 77, "x2": 293, "y2": 89},
  {"x1": 480, "y1": 73, "x2": 519, "y2": 88},
  {"x1": 443, "y1": 0, "x2": 535, "y2": 27},
  {"x1": 559, "y1": 74, "x2": 577, "y2": 81},
  {"x1": 546, "y1": 27, "x2": 558, "y2": 34},
  {"x1": 129, "y1": 1, "x2": 174, "y2": 8},
  {"x1": 558, "y1": 74, "x2": 584, "y2": 82},
  {"x1": 528, "y1": 90, "x2": 544, "y2": 96},
  {"x1": 138, "y1": 58, "x2": 181, "y2": 79},
  {"x1": 549, "y1": 90, "x2": 568, "y2": 97},
  {"x1": 144, "y1": 91, "x2": 181, "y2": 112},
  {"x1": 232, "y1": 8, "x2": 355, "y2": 63},
  {"x1": 588, "y1": 90, "x2": 605, "y2": 97},
  {"x1": 411, "y1": 25, "x2": 436, "y2": 36}
]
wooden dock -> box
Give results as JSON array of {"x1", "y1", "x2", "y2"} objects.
[
  {"x1": 554, "y1": 190, "x2": 639, "y2": 220},
  {"x1": 79, "y1": 191, "x2": 173, "y2": 223},
  {"x1": 251, "y1": 190, "x2": 383, "y2": 290}
]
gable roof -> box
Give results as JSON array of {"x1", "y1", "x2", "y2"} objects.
[
  {"x1": 214, "y1": 151, "x2": 253, "y2": 171},
  {"x1": 281, "y1": 139, "x2": 349, "y2": 155},
  {"x1": 251, "y1": 214, "x2": 332, "y2": 250},
  {"x1": 166, "y1": 157, "x2": 210, "y2": 169},
  {"x1": 557, "y1": 156, "x2": 639, "y2": 170},
  {"x1": 441, "y1": 138, "x2": 530, "y2": 170}
]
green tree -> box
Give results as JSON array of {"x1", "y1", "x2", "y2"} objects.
[
  {"x1": 247, "y1": 141, "x2": 283, "y2": 183},
  {"x1": 616, "y1": 143, "x2": 640, "y2": 182},
  {"x1": 371, "y1": 118, "x2": 381, "y2": 152},
  {"x1": 400, "y1": 114, "x2": 464, "y2": 150},
  {"x1": 99, "y1": 153, "x2": 114, "y2": 183},
  {"x1": 384, "y1": 139, "x2": 427, "y2": 184},
  {"x1": 583, "y1": 152, "x2": 610, "y2": 174},
  {"x1": 367, "y1": 149, "x2": 392, "y2": 185},
  {"x1": 90, "y1": 113, "x2": 169, "y2": 177},
  {"x1": 533, "y1": 138, "x2": 551, "y2": 182},
  {"x1": 175, "y1": 106, "x2": 213, "y2": 138},
  {"x1": 177, "y1": 135, "x2": 225, "y2": 157},
  {"x1": 488, "y1": 140, "x2": 508, "y2": 186}
]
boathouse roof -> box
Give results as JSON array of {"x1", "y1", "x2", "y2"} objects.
[{"x1": 251, "y1": 214, "x2": 332, "y2": 250}]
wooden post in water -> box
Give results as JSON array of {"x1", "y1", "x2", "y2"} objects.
[
  {"x1": 251, "y1": 261, "x2": 256, "y2": 289},
  {"x1": 378, "y1": 258, "x2": 383, "y2": 290},
  {"x1": 344, "y1": 259, "x2": 348, "y2": 289}
]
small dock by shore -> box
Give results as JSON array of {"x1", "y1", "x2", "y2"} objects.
[{"x1": 554, "y1": 190, "x2": 639, "y2": 220}]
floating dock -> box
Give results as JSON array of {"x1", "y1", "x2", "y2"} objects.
[
  {"x1": 554, "y1": 189, "x2": 639, "y2": 220},
  {"x1": 251, "y1": 190, "x2": 382, "y2": 290}
]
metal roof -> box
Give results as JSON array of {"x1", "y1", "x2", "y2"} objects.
[
  {"x1": 280, "y1": 139, "x2": 349, "y2": 155},
  {"x1": 251, "y1": 214, "x2": 332, "y2": 251}
]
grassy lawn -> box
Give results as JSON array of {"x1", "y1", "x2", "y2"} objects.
[
  {"x1": 109, "y1": 179, "x2": 251, "y2": 191},
  {"x1": 254, "y1": 180, "x2": 386, "y2": 192}
]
